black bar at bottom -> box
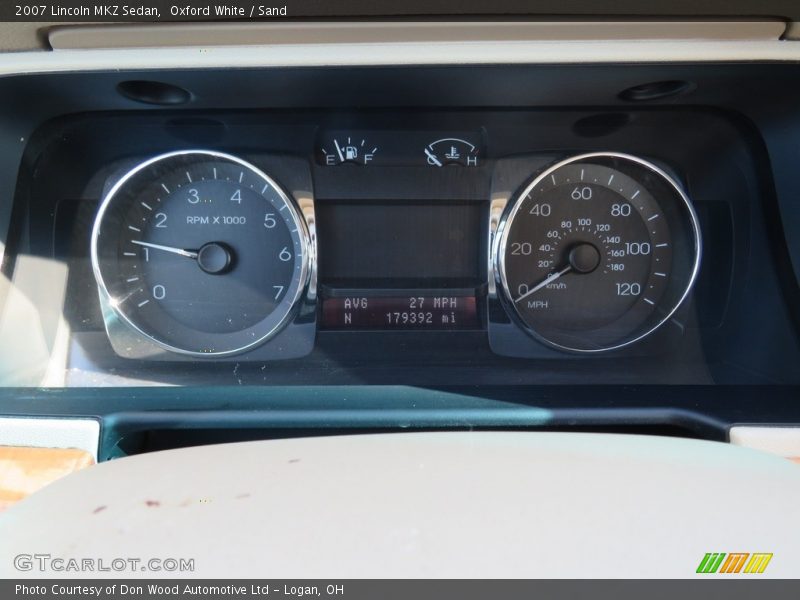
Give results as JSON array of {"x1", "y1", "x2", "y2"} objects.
[{"x1": 3, "y1": 580, "x2": 799, "y2": 600}]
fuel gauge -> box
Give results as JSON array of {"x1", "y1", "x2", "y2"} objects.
[
  {"x1": 319, "y1": 133, "x2": 378, "y2": 166},
  {"x1": 424, "y1": 137, "x2": 479, "y2": 167}
]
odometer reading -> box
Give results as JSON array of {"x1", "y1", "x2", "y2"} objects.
[
  {"x1": 496, "y1": 153, "x2": 701, "y2": 352},
  {"x1": 91, "y1": 150, "x2": 310, "y2": 356},
  {"x1": 321, "y1": 296, "x2": 478, "y2": 330}
]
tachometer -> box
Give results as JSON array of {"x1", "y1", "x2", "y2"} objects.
[
  {"x1": 495, "y1": 152, "x2": 701, "y2": 352},
  {"x1": 91, "y1": 150, "x2": 311, "y2": 357}
]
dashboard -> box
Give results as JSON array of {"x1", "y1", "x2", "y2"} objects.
[
  {"x1": 0, "y1": 24, "x2": 799, "y2": 460},
  {"x1": 5, "y1": 102, "x2": 794, "y2": 387}
]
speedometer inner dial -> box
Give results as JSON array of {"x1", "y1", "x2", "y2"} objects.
[
  {"x1": 496, "y1": 152, "x2": 701, "y2": 352},
  {"x1": 91, "y1": 150, "x2": 310, "y2": 357}
]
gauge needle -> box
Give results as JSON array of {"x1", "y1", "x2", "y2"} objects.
[
  {"x1": 515, "y1": 265, "x2": 572, "y2": 304},
  {"x1": 425, "y1": 148, "x2": 443, "y2": 167},
  {"x1": 131, "y1": 240, "x2": 198, "y2": 259},
  {"x1": 333, "y1": 139, "x2": 345, "y2": 162}
]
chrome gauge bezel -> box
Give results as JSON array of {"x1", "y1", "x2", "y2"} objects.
[
  {"x1": 90, "y1": 149, "x2": 313, "y2": 358},
  {"x1": 493, "y1": 152, "x2": 702, "y2": 354}
]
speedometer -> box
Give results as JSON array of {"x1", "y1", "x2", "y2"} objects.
[
  {"x1": 495, "y1": 152, "x2": 701, "y2": 352},
  {"x1": 91, "y1": 150, "x2": 311, "y2": 357}
]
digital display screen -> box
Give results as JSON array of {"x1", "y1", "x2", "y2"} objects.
[
  {"x1": 316, "y1": 201, "x2": 483, "y2": 286},
  {"x1": 321, "y1": 295, "x2": 478, "y2": 330}
]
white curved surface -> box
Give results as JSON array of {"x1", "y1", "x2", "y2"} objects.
[
  {"x1": 0, "y1": 432, "x2": 798, "y2": 578},
  {"x1": 4, "y1": 35, "x2": 800, "y2": 78},
  {"x1": 730, "y1": 426, "x2": 800, "y2": 458},
  {"x1": 47, "y1": 21, "x2": 785, "y2": 49}
]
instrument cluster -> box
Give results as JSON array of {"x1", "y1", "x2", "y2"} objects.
[{"x1": 89, "y1": 131, "x2": 701, "y2": 361}]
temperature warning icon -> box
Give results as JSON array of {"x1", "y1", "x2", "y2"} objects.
[{"x1": 424, "y1": 138, "x2": 479, "y2": 167}]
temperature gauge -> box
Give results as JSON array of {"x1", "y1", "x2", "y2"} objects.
[
  {"x1": 424, "y1": 138, "x2": 479, "y2": 167},
  {"x1": 319, "y1": 133, "x2": 378, "y2": 166}
]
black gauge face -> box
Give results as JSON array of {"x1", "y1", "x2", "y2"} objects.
[
  {"x1": 91, "y1": 151, "x2": 310, "y2": 356},
  {"x1": 497, "y1": 153, "x2": 700, "y2": 352}
]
